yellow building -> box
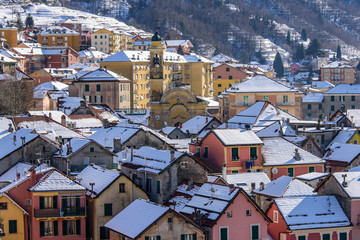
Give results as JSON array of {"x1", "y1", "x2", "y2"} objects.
[
  {"x1": 0, "y1": 27, "x2": 18, "y2": 48},
  {"x1": 91, "y1": 29, "x2": 130, "y2": 53},
  {"x1": 0, "y1": 193, "x2": 27, "y2": 240},
  {"x1": 37, "y1": 26, "x2": 79, "y2": 51}
]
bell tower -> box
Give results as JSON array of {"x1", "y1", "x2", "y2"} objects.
[{"x1": 149, "y1": 29, "x2": 166, "y2": 101}]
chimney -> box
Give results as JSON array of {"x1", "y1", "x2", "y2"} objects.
[
  {"x1": 67, "y1": 140, "x2": 72, "y2": 155},
  {"x1": 294, "y1": 148, "x2": 300, "y2": 161},
  {"x1": 61, "y1": 115, "x2": 66, "y2": 126},
  {"x1": 131, "y1": 146, "x2": 134, "y2": 162},
  {"x1": 16, "y1": 172, "x2": 20, "y2": 180},
  {"x1": 113, "y1": 138, "x2": 122, "y2": 153},
  {"x1": 89, "y1": 182, "x2": 95, "y2": 193},
  {"x1": 251, "y1": 182, "x2": 256, "y2": 191},
  {"x1": 49, "y1": 112, "x2": 52, "y2": 120},
  {"x1": 222, "y1": 163, "x2": 227, "y2": 181},
  {"x1": 21, "y1": 136, "x2": 26, "y2": 161},
  {"x1": 104, "y1": 119, "x2": 110, "y2": 128},
  {"x1": 316, "y1": 119, "x2": 321, "y2": 130},
  {"x1": 342, "y1": 174, "x2": 348, "y2": 187},
  {"x1": 30, "y1": 169, "x2": 36, "y2": 187},
  {"x1": 179, "y1": 124, "x2": 182, "y2": 129},
  {"x1": 188, "y1": 177, "x2": 194, "y2": 190},
  {"x1": 341, "y1": 123, "x2": 344, "y2": 130},
  {"x1": 8, "y1": 124, "x2": 13, "y2": 132},
  {"x1": 170, "y1": 149, "x2": 175, "y2": 161},
  {"x1": 260, "y1": 182, "x2": 265, "y2": 191},
  {"x1": 205, "y1": 117, "x2": 208, "y2": 123},
  {"x1": 225, "y1": 122, "x2": 228, "y2": 128}
]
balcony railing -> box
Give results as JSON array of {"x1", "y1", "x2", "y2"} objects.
[{"x1": 34, "y1": 207, "x2": 86, "y2": 218}]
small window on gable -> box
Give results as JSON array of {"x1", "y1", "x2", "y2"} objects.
[
  {"x1": 227, "y1": 211, "x2": 232, "y2": 218},
  {"x1": 119, "y1": 183, "x2": 125, "y2": 193},
  {"x1": 274, "y1": 210, "x2": 279, "y2": 223},
  {"x1": 246, "y1": 209, "x2": 251, "y2": 216},
  {"x1": 90, "y1": 147, "x2": 94, "y2": 152}
]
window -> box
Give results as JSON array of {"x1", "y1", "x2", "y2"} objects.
[
  {"x1": 321, "y1": 135, "x2": 325, "y2": 144},
  {"x1": 196, "y1": 148, "x2": 200, "y2": 157},
  {"x1": 250, "y1": 147, "x2": 257, "y2": 160},
  {"x1": 146, "y1": 178, "x2": 152, "y2": 193},
  {"x1": 25, "y1": 199, "x2": 31, "y2": 207},
  {"x1": 322, "y1": 233, "x2": 330, "y2": 240},
  {"x1": 95, "y1": 35, "x2": 98, "y2": 39},
  {"x1": 157, "y1": 181, "x2": 161, "y2": 194},
  {"x1": 339, "y1": 96, "x2": 345, "y2": 102},
  {"x1": 232, "y1": 170, "x2": 238, "y2": 174},
  {"x1": 352, "y1": 105, "x2": 356, "y2": 109},
  {"x1": 9, "y1": 220, "x2": 17, "y2": 234},
  {"x1": 226, "y1": 67, "x2": 230, "y2": 72},
  {"x1": 263, "y1": 95, "x2": 269, "y2": 101},
  {"x1": 229, "y1": 75, "x2": 233, "y2": 80},
  {"x1": 319, "y1": 104, "x2": 322, "y2": 110},
  {"x1": 145, "y1": 236, "x2": 161, "y2": 240},
  {"x1": 119, "y1": 183, "x2": 125, "y2": 193},
  {"x1": 63, "y1": 220, "x2": 80, "y2": 235},
  {"x1": 283, "y1": 95, "x2": 288, "y2": 104},
  {"x1": 331, "y1": 96, "x2": 335, "y2": 101},
  {"x1": 309, "y1": 166, "x2": 314, "y2": 173},
  {"x1": 246, "y1": 209, "x2": 251, "y2": 216},
  {"x1": 96, "y1": 84, "x2": 101, "y2": 91},
  {"x1": 0, "y1": 203, "x2": 7, "y2": 210},
  {"x1": 331, "y1": 105, "x2": 335, "y2": 111},
  {"x1": 85, "y1": 84, "x2": 89, "y2": 92},
  {"x1": 104, "y1": 203, "x2": 112, "y2": 216},
  {"x1": 251, "y1": 225, "x2": 259, "y2": 240},
  {"x1": 339, "y1": 232, "x2": 347, "y2": 240},
  {"x1": 244, "y1": 96, "x2": 249, "y2": 106},
  {"x1": 227, "y1": 211, "x2": 232, "y2": 218},
  {"x1": 203, "y1": 146, "x2": 208, "y2": 158},
  {"x1": 352, "y1": 96, "x2": 356, "y2": 101},
  {"x1": 219, "y1": 227, "x2": 228, "y2": 240},
  {"x1": 273, "y1": 210, "x2": 279, "y2": 223},
  {"x1": 218, "y1": 84, "x2": 222, "y2": 87},
  {"x1": 288, "y1": 168, "x2": 294, "y2": 177},
  {"x1": 298, "y1": 236, "x2": 306, "y2": 240},
  {"x1": 229, "y1": 84, "x2": 232, "y2": 87},
  {"x1": 168, "y1": 217, "x2": 173, "y2": 223},
  {"x1": 307, "y1": 104, "x2": 312, "y2": 110},
  {"x1": 231, "y1": 147, "x2": 239, "y2": 161},
  {"x1": 40, "y1": 196, "x2": 57, "y2": 209},
  {"x1": 40, "y1": 221, "x2": 58, "y2": 237},
  {"x1": 218, "y1": 76, "x2": 222, "y2": 79},
  {"x1": 90, "y1": 147, "x2": 94, "y2": 152},
  {"x1": 100, "y1": 227, "x2": 109, "y2": 239},
  {"x1": 354, "y1": 140, "x2": 358, "y2": 144}
]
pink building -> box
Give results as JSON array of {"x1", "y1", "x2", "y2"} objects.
[
  {"x1": 267, "y1": 196, "x2": 352, "y2": 240},
  {"x1": 290, "y1": 63, "x2": 299, "y2": 76},
  {"x1": 189, "y1": 129, "x2": 263, "y2": 173},
  {"x1": 316, "y1": 172, "x2": 360, "y2": 239}
]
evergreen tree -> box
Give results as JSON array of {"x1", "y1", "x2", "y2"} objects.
[
  {"x1": 357, "y1": 62, "x2": 360, "y2": 71},
  {"x1": 273, "y1": 52, "x2": 284, "y2": 78},
  {"x1": 286, "y1": 31, "x2": 291, "y2": 46},
  {"x1": 301, "y1": 29, "x2": 307, "y2": 41},
  {"x1": 337, "y1": 45, "x2": 342, "y2": 60},
  {"x1": 295, "y1": 44, "x2": 305, "y2": 61},
  {"x1": 306, "y1": 38, "x2": 322, "y2": 56},
  {"x1": 240, "y1": 49, "x2": 250, "y2": 64},
  {"x1": 177, "y1": 45, "x2": 184, "y2": 55},
  {"x1": 25, "y1": 14, "x2": 34, "y2": 29},
  {"x1": 15, "y1": 12, "x2": 23, "y2": 31}
]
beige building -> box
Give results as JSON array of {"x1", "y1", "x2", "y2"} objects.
[
  {"x1": 320, "y1": 61, "x2": 355, "y2": 85},
  {"x1": 75, "y1": 165, "x2": 148, "y2": 240},
  {"x1": 91, "y1": 29, "x2": 130, "y2": 53},
  {"x1": 68, "y1": 68, "x2": 131, "y2": 110}
]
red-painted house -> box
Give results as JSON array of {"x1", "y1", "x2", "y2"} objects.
[{"x1": 189, "y1": 129, "x2": 263, "y2": 173}]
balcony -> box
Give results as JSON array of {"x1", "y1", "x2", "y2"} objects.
[{"x1": 34, "y1": 207, "x2": 86, "y2": 218}]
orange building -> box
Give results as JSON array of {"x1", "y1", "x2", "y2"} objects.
[
  {"x1": 0, "y1": 27, "x2": 18, "y2": 48},
  {"x1": 37, "y1": 26, "x2": 80, "y2": 51},
  {"x1": 319, "y1": 61, "x2": 355, "y2": 85}
]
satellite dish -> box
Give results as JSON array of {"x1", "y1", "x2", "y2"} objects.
[{"x1": 272, "y1": 167, "x2": 278, "y2": 175}]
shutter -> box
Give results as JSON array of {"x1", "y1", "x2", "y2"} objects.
[
  {"x1": 156, "y1": 236, "x2": 161, "y2": 240},
  {"x1": 251, "y1": 225, "x2": 259, "y2": 240},
  {"x1": 63, "y1": 220, "x2": 68, "y2": 236},
  {"x1": 145, "y1": 237, "x2": 149, "y2": 240},
  {"x1": 76, "y1": 197, "x2": 80, "y2": 214},
  {"x1": 181, "y1": 235, "x2": 185, "y2": 240},
  {"x1": 54, "y1": 221, "x2": 58, "y2": 236},
  {"x1": 53, "y1": 196, "x2": 57, "y2": 209},
  {"x1": 39, "y1": 196, "x2": 44, "y2": 209},
  {"x1": 157, "y1": 181, "x2": 160, "y2": 194},
  {"x1": 220, "y1": 228, "x2": 228, "y2": 240},
  {"x1": 62, "y1": 196, "x2": 67, "y2": 209},
  {"x1": 192, "y1": 233, "x2": 197, "y2": 240},
  {"x1": 40, "y1": 221, "x2": 45, "y2": 237},
  {"x1": 76, "y1": 219, "x2": 81, "y2": 235}
]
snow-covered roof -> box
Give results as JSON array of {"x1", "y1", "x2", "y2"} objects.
[
  {"x1": 212, "y1": 129, "x2": 263, "y2": 146},
  {"x1": 119, "y1": 146, "x2": 184, "y2": 174},
  {"x1": 255, "y1": 121, "x2": 282, "y2": 137},
  {"x1": 325, "y1": 84, "x2": 360, "y2": 94},
  {"x1": 117, "y1": 110, "x2": 150, "y2": 126},
  {"x1": 76, "y1": 68, "x2": 129, "y2": 82},
  {"x1": 261, "y1": 137, "x2": 325, "y2": 166},
  {"x1": 296, "y1": 172, "x2": 329, "y2": 181},
  {"x1": 225, "y1": 172, "x2": 270, "y2": 194},
  {"x1": 0, "y1": 129, "x2": 38, "y2": 159},
  {"x1": 326, "y1": 129, "x2": 356, "y2": 150},
  {"x1": 275, "y1": 196, "x2": 351, "y2": 230},
  {"x1": 133, "y1": 40, "x2": 151, "y2": 46},
  {"x1": 253, "y1": 176, "x2": 315, "y2": 198},
  {"x1": 39, "y1": 25, "x2": 79, "y2": 35},
  {"x1": 29, "y1": 170, "x2": 85, "y2": 192},
  {"x1": 89, "y1": 127, "x2": 140, "y2": 151},
  {"x1": 58, "y1": 97, "x2": 85, "y2": 115},
  {"x1": 321, "y1": 61, "x2": 353, "y2": 69},
  {"x1": 349, "y1": 165, "x2": 360, "y2": 172},
  {"x1": 324, "y1": 143, "x2": 360, "y2": 163},
  {"x1": 346, "y1": 109, "x2": 360, "y2": 127},
  {"x1": 165, "y1": 39, "x2": 193, "y2": 48},
  {"x1": 303, "y1": 93, "x2": 324, "y2": 103},
  {"x1": 183, "y1": 53, "x2": 213, "y2": 63},
  {"x1": 211, "y1": 54, "x2": 238, "y2": 63},
  {"x1": 75, "y1": 164, "x2": 120, "y2": 198},
  {"x1": 35, "y1": 81, "x2": 68, "y2": 92},
  {"x1": 0, "y1": 162, "x2": 33, "y2": 183},
  {"x1": 160, "y1": 126, "x2": 177, "y2": 136},
  {"x1": 28, "y1": 110, "x2": 69, "y2": 124},
  {"x1": 63, "y1": 67, "x2": 100, "y2": 80},
  {"x1": 0, "y1": 117, "x2": 14, "y2": 139},
  {"x1": 226, "y1": 75, "x2": 298, "y2": 93},
  {"x1": 104, "y1": 199, "x2": 169, "y2": 239},
  {"x1": 67, "y1": 115, "x2": 103, "y2": 129},
  {"x1": 101, "y1": 50, "x2": 187, "y2": 63},
  {"x1": 331, "y1": 172, "x2": 360, "y2": 198},
  {"x1": 180, "y1": 115, "x2": 215, "y2": 135},
  {"x1": 55, "y1": 138, "x2": 91, "y2": 158},
  {"x1": 311, "y1": 81, "x2": 334, "y2": 89},
  {"x1": 78, "y1": 49, "x2": 109, "y2": 60}
]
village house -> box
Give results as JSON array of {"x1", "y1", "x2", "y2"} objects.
[
  {"x1": 296, "y1": 172, "x2": 329, "y2": 188},
  {"x1": 33, "y1": 81, "x2": 68, "y2": 111},
  {"x1": 180, "y1": 115, "x2": 221, "y2": 137},
  {"x1": 267, "y1": 196, "x2": 352, "y2": 240},
  {"x1": 30, "y1": 68, "x2": 77, "y2": 86},
  {"x1": 224, "y1": 172, "x2": 270, "y2": 196},
  {"x1": 160, "y1": 126, "x2": 188, "y2": 139},
  {"x1": 105, "y1": 198, "x2": 206, "y2": 240},
  {"x1": 189, "y1": 129, "x2": 263, "y2": 173},
  {"x1": 75, "y1": 164, "x2": 147, "y2": 240},
  {"x1": 118, "y1": 146, "x2": 209, "y2": 204},
  {"x1": 0, "y1": 27, "x2": 17, "y2": 48},
  {"x1": 323, "y1": 143, "x2": 360, "y2": 172},
  {"x1": 319, "y1": 61, "x2": 355, "y2": 85},
  {"x1": 37, "y1": 26, "x2": 80, "y2": 51},
  {"x1": 91, "y1": 29, "x2": 125, "y2": 54},
  {"x1": 168, "y1": 182, "x2": 271, "y2": 240}
]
